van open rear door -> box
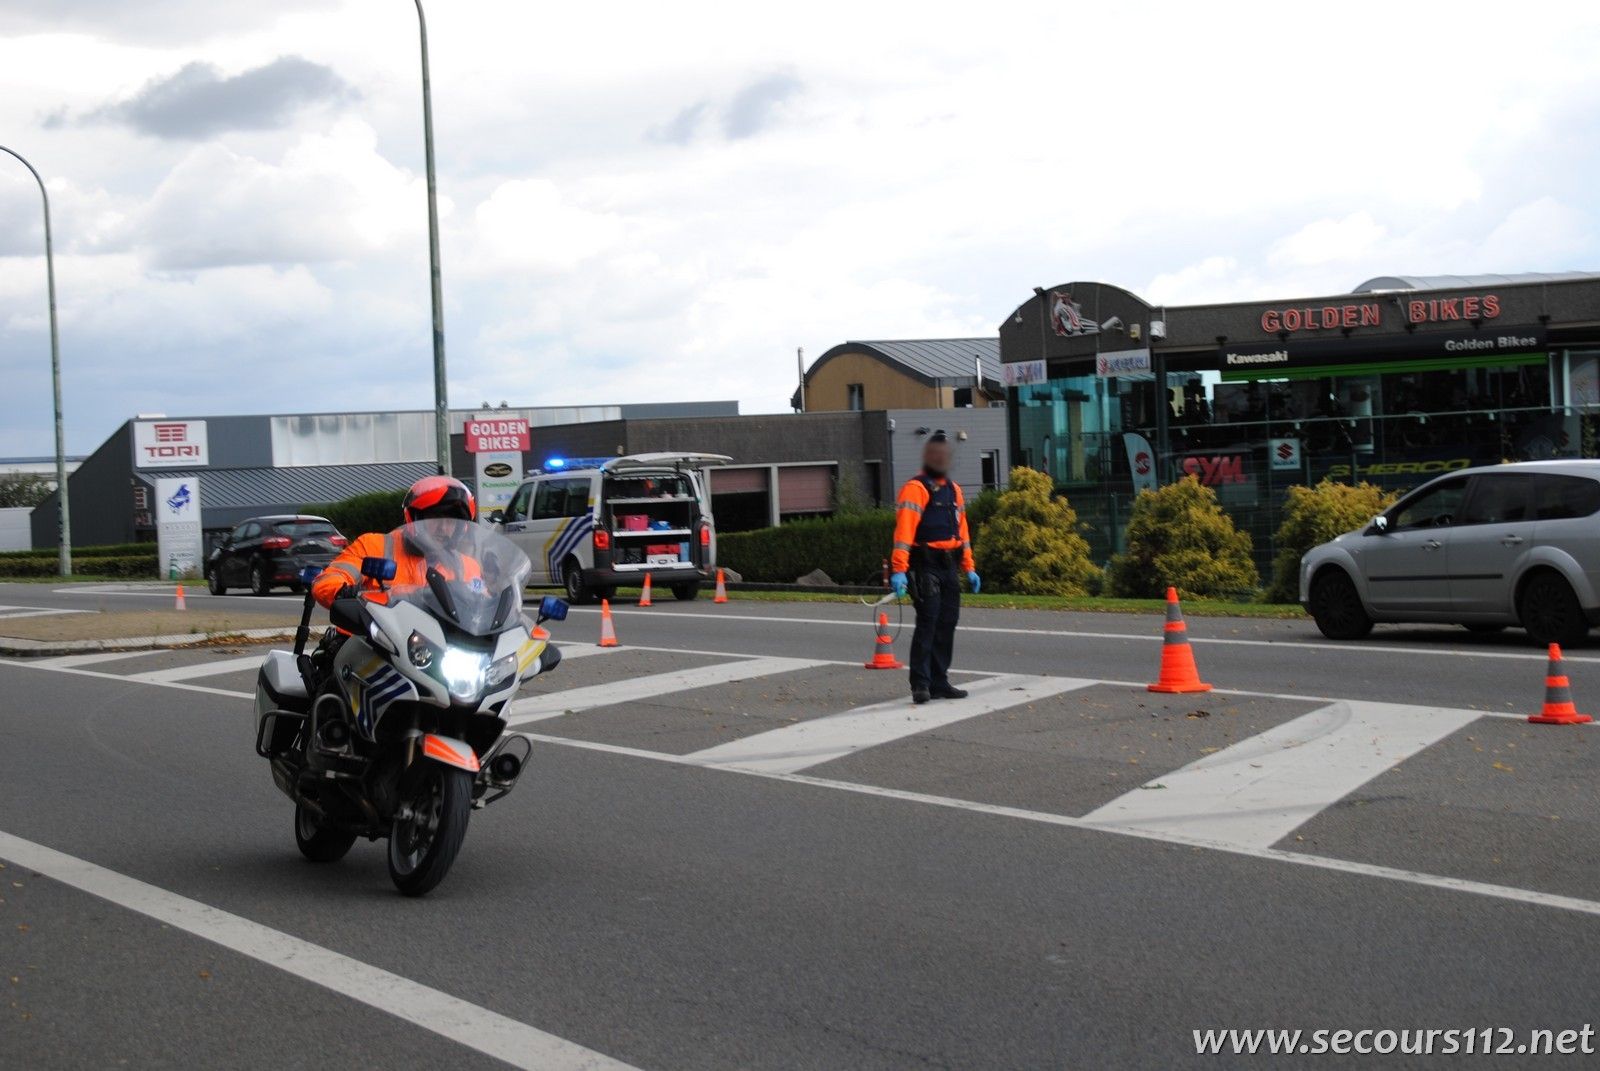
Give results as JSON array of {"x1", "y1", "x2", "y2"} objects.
[{"x1": 600, "y1": 453, "x2": 732, "y2": 472}]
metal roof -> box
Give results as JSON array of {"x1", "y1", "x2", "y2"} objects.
[
  {"x1": 1353, "y1": 271, "x2": 1600, "y2": 292},
  {"x1": 145, "y1": 462, "x2": 437, "y2": 512},
  {"x1": 795, "y1": 338, "x2": 1000, "y2": 407}
]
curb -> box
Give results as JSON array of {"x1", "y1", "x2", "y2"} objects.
[{"x1": 0, "y1": 626, "x2": 296, "y2": 658}]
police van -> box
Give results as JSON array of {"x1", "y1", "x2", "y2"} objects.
[{"x1": 488, "y1": 453, "x2": 730, "y2": 603}]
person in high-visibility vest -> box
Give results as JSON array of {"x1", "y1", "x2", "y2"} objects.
[
  {"x1": 311, "y1": 476, "x2": 478, "y2": 610},
  {"x1": 889, "y1": 432, "x2": 980, "y2": 704}
]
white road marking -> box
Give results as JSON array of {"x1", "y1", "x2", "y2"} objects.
[
  {"x1": 1080, "y1": 700, "x2": 1480, "y2": 848},
  {"x1": 0, "y1": 658, "x2": 253, "y2": 700},
  {"x1": 32, "y1": 650, "x2": 168, "y2": 669},
  {"x1": 572, "y1": 605, "x2": 1592, "y2": 664},
  {"x1": 551, "y1": 642, "x2": 611, "y2": 661},
  {"x1": 0, "y1": 830, "x2": 639, "y2": 1071},
  {"x1": 686, "y1": 673, "x2": 1096, "y2": 773},
  {"x1": 504, "y1": 656, "x2": 824, "y2": 726},
  {"x1": 0, "y1": 604, "x2": 89, "y2": 619},
  {"x1": 519, "y1": 731, "x2": 1600, "y2": 921},
  {"x1": 130, "y1": 655, "x2": 265, "y2": 683}
]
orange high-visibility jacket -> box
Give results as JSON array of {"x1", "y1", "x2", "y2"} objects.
[
  {"x1": 311, "y1": 531, "x2": 479, "y2": 610},
  {"x1": 890, "y1": 475, "x2": 974, "y2": 574}
]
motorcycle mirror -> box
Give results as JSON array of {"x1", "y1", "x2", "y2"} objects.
[
  {"x1": 361, "y1": 557, "x2": 397, "y2": 581},
  {"x1": 328, "y1": 597, "x2": 370, "y2": 636},
  {"x1": 539, "y1": 595, "x2": 569, "y2": 622},
  {"x1": 298, "y1": 565, "x2": 322, "y2": 587}
]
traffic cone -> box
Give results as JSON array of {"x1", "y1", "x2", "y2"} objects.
[
  {"x1": 863, "y1": 612, "x2": 904, "y2": 669},
  {"x1": 1529, "y1": 644, "x2": 1592, "y2": 724},
  {"x1": 597, "y1": 599, "x2": 620, "y2": 648},
  {"x1": 1148, "y1": 587, "x2": 1211, "y2": 693},
  {"x1": 174, "y1": 583, "x2": 187, "y2": 611},
  {"x1": 639, "y1": 573, "x2": 653, "y2": 607},
  {"x1": 713, "y1": 569, "x2": 728, "y2": 604}
]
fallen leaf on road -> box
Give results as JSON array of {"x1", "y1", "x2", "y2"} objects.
[
  {"x1": 1186, "y1": 710, "x2": 1211, "y2": 719},
  {"x1": 1139, "y1": 783, "x2": 1167, "y2": 790},
  {"x1": 1492, "y1": 761, "x2": 1514, "y2": 772}
]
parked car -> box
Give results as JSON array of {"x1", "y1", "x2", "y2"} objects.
[
  {"x1": 207, "y1": 515, "x2": 348, "y2": 596},
  {"x1": 1300, "y1": 461, "x2": 1600, "y2": 647},
  {"x1": 488, "y1": 453, "x2": 730, "y2": 603}
]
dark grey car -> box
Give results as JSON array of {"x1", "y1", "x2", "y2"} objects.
[{"x1": 1300, "y1": 461, "x2": 1600, "y2": 647}]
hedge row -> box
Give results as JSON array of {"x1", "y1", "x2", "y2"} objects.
[
  {"x1": 301, "y1": 490, "x2": 407, "y2": 538},
  {"x1": 717, "y1": 512, "x2": 896, "y2": 585},
  {"x1": 0, "y1": 542, "x2": 152, "y2": 560},
  {"x1": 0, "y1": 553, "x2": 157, "y2": 578}
]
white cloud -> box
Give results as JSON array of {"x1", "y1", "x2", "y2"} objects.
[{"x1": 469, "y1": 178, "x2": 628, "y2": 274}]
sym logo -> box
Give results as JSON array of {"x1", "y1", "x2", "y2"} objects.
[
  {"x1": 1181, "y1": 455, "x2": 1247, "y2": 486},
  {"x1": 165, "y1": 483, "x2": 193, "y2": 515},
  {"x1": 1132, "y1": 451, "x2": 1152, "y2": 476},
  {"x1": 483, "y1": 462, "x2": 513, "y2": 478}
]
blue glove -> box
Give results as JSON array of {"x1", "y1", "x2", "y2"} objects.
[
  {"x1": 889, "y1": 571, "x2": 908, "y2": 598},
  {"x1": 967, "y1": 570, "x2": 981, "y2": 594}
]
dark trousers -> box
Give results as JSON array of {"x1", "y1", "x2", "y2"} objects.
[{"x1": 908, "y1": 552, "x2": 961, "y2": 692}]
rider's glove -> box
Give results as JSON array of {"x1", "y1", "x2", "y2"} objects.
[
  {"x1": 966, "y1": 570, "x2": 981, "y2": 594},
  {"x1": 889, "y1": 571, "x2": 908, "y2": 598},
  {"x1": 332, "y1": 584, "x2": 358, "y2": 602}
]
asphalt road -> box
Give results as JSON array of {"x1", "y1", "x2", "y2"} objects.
[{"x1": 3, "y1": 593, "x2": 1599, "y2": 1068}]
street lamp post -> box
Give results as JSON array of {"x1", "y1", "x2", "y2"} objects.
[
  {"x1": 413, "y1": 0, "x2": 450, "y2": 476},
  {"x1": 0, "y1": 145, "x2": 70, "y2": 576}
]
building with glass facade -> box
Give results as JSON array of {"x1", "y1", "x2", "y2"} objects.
[{"x1": 1000, "y1": 273, "x2": 1600, "y2": 569}]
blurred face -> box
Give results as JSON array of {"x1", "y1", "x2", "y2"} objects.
[{"x1": 922, "y1": 439, "x2": 952, "y2": 477}]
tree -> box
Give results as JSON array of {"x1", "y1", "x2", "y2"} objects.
[
  {"x1": 973, "y1": 467, "x2": 1100, "y2": 596},
  {"x1": 0, "y1": 472, "x2": 52, "y2": 509},
  {"x1": 1265, "y1": 479, "x2": 1397, "y2": 603},
  {"x1": 1106, "y1": 476, "x2": 1258, "y2": 598}
]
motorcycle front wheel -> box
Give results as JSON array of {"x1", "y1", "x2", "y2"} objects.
[
  {"x1": 387, "y1": 763, "x2": 472, "y2": 896},
  {"x1": 295, "y1": 802, "x2": 356, "y2": 863}
]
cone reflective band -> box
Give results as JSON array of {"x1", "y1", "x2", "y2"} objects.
[
  {"x1": 598, "y1": 599, "x2": 620, "y2": 648},
  {"x1": 639, "y1": 573, "x2": 653, "y2": 607},
  {"x1": 1148, "y1": 587, "x2": 1212, "y2": 693},
  {"x1": 864, "y1": 611, "x2": 904, "y2": 669},
  {"x1": 713, "y1": 569, "x2": 728, "y2": 604},
  {"x1": 1529, "y1": 643, "x2": 1592, "y2": 724},
  {"x1": 174, "y1": 583, "x2": 187, "y2": 611}
]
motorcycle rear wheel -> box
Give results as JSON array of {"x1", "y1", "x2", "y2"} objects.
[
  {"x1": 294, "y1": 802, "x2": 357, "y2": 863},
  {"x1": 387, "y1": 764, "x2": 472, "y2": 896}
]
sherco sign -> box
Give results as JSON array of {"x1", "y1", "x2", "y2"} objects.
[
  {"x1": 134, "y1": 420, "x2": 208, "y2": 468},
  {"x1": 464, "y1": 418, "x2": 530, "y2": 453},
  {"x1": 1259, "y1": 293, "x2": 1504, "y2": 333}
]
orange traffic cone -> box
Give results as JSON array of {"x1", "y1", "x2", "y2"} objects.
[
  {"x1": 597, "y1": 599, "x2": 620, "y2": 648},
  {"x1": 1148, "y1": 587, "x2": 1211, "y2": 693},
  {"x1": 1529, "y1": 643, "x2": 1592, "y2": 724},
  {"x1": 863, "y1": 612, "x2": 904, "y2": 669},
  {"x1": 174, "y1": 583, "x2": 187, "y2": 611},
  {"x1": 713, "y1": 569, "x2": 728, "y2": 604},
  {"x1": 639, "y1": 573, "x2": 653, "y2": 607}
]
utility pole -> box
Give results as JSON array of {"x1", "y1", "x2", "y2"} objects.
[
  {"x1": 796, "y1": 347, "x2": 805, "y2": 412},
  {"x1": 413, "y1": 0, "x2": 450, "y2": 475},
  {"x1": 1, "y1": 145, "x2": 70, "y2": 575}
]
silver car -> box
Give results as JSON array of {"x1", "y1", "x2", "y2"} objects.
[{"x1": 1300, "y1": 461, "x2": 1600, "y2": 647}]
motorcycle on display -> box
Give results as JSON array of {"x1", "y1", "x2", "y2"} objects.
[{"x1": 252, "y1": 518, "x2": 568, "y2": 896}]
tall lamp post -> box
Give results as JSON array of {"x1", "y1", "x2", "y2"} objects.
[
  {"x1": 0, "y1": 145, "x2": 70, "y2": 576},
  {"x1": 413, "y1": 0, "x2": 450, "y2": 475}
]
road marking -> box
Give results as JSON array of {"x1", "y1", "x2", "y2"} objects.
[
  {"x1": 504, "y1": 656, "x2": 824, "y2": 726},
  {"x1": 0, "y1": 830, "x2": 639, "y2": 1071},
  {"x1": 1080, "y1": 700, "x2": 1480, "y2": 847},
  {"x1": 0, "y1": 658, "x2": 253, "y2": 700},
  {"x1": 130, "y1": 655, "x2": 265, "y2": 683},
  {"x1": 32, "y1": 650, "x2": 168, "y2": 669},
  {"x1": 552, "y1": 642, "x2": 611, "y2": 661},
  {"x1": 0, "y1": 604, "x2": 89, "y2": 619},
  {"x1": 518, "y1": 731, "x2": 1600, "y2": 920},
  {"x1": 686, "y1": 673, "x2": 1096, "y2": 773},
  {"x1": 572, "y1": 606, "x2": 1593, "y2": 664}
]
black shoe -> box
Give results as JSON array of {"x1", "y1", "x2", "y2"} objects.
[
  {"x1": 930, "y1": 684, "x2": 968, "y2": 700},
  {"x1": 912, "y1": 688, "x2": 931, "y2": 705}
]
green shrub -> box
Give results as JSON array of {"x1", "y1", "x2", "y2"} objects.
[
  {"x1": 717, "y1": 512, "x2": 896, "y2": 584},
  {"x1": 973, "y1": 467, "x2": 1100, "y2": 596},
  {"x1": 304, "y1": 490, "x2": 408, "y2": 537},
  {"x1": 964, "y1": 486, "x2": 1001, "y2": 549},
  {"x1": 0, "y1": 552, "x2": 156, "y2": 578},
  {"x1": 1266, "y1": 479, "x2": 1398, "y2": 603},
  {"x1": 1106, "y1": 476, "x2": 1258, "y2": 599},
  {"x1": 0, "y1": 542, "x2": 152, "y2": 560}
]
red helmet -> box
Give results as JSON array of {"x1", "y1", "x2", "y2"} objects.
[{"x1": 403, "y1": 475, "x2": 476, "y2": 525}]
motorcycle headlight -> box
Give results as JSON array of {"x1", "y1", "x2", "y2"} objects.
[
  {"x1": 440, "y1": 647, "x2": 490, "y2": 700},
  {"x1": 485, "y1": 653, "x2": 518, "y2": 690},
  {"x1": 407, "y1": 630, "x2": 440, "y2": 669}
]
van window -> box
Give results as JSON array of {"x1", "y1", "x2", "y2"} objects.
[
  {"x1": 1533, "y1": 475, "x2": 1600, "y2": 520},
  {"x1": 606, "y1": 473, "x2": 694, "y2": 500},
  {"x1": 563, "y1": 479, "x2": 591, "y2": 517},
  {"x1": 532, "y1": 480, "x2": 567, "y2": 520},
  {"x1": 1457, "y1": 475, "x2": 1531, "y2": 526},
  {"x1": 503, "y1": 483, "x2": 533, "y2": 523}
]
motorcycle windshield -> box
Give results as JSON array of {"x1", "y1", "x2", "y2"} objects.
[{"x1": 384, "y1": 519, "x2": 532, "y2": 637}]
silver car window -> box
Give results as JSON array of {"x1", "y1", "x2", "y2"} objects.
[
  {"x1": 1390, "y1": 478, "x2": 1468, "y2": 531},
  {"x1": 1456, "y1": 475, "x2": 1531, "y2": 526}
]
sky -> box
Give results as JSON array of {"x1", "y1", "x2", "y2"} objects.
[{"x1": 2, "y1": 0, "x2": 1600, "y2": 455}]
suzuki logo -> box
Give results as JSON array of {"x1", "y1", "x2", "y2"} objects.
[
  {"x1": 1275, "y1": 441, "x2": 1296, "y2": 463},
  {"x1": 1133, "y1": 451, "x2": 1151, "y2": 476}
]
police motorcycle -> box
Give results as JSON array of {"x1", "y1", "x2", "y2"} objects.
[{"x1": 253, "y1": 518, "x2": 567, "y2": 896}]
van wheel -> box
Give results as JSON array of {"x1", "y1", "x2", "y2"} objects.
[
  {"x1": 1518, "y1": 571, "x2": 1589, "y2": 649},
  {"x1": 672, "y1": 582, "x2": 701, "y2": 601},
  {"x1": 562, "y1": 559, "x2": 595, "y2": 605},
  {"x1": 1308, "y1": 569, "x2": 1373, "y2": 640}
]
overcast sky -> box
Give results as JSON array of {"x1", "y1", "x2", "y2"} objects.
[{"x1": 2, "y1": 0, "x2": 1599, "y2": 454}]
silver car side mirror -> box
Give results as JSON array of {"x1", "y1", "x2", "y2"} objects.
[{"x1": 1370, "y1": 514, "x2": 1388, "y2": 534}]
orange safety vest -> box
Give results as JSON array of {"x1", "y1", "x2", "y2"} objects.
[{"x1": 890, "y1": 475, "x2": 974, "y2": 574}]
